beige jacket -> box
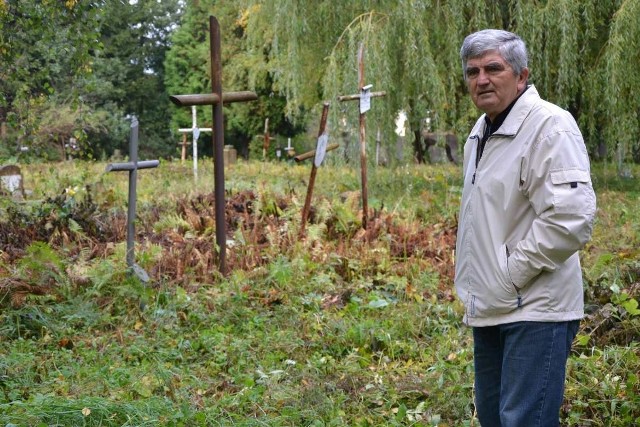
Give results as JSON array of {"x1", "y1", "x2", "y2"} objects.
[{"x1": 454, "y1": 85, "x2": 596, "y2": 327}]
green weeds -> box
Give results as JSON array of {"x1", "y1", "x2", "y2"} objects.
[{"x1": 0, "y1": 160, "x2": 638, "y2": 426}]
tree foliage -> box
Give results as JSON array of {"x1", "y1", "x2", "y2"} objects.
[
  {"x1": 83, "y1": 0, "x2": 183, "y2": 159},
  {"x1": 0, "y1": 0, "x2": 182, "y2": 160},
  {"x1": 239, "y1": 0, "x2": 640, "y2": 164},
  {"x1": 164, "y1": 0, "x2": 306, "y2": 159},
  {"x1": 3, "y1": 0, "x2": 640, "y2": 164},
  {"x1": 0, "y1": 0, "x2": 101, "y2": 157}
]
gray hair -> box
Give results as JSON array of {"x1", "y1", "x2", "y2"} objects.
[{"x1": 460, "y1": 29, "x2": 528, "y2": 79}]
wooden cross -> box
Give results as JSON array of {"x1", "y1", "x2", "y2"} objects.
[
  {"x1": 177, "y1": 105, "x2": 212, "y2": 177},
  {"x1": 106, "y1": 116, "x2": 159, "y2": 283},
  {"x1": 338, "y1": 43, "x2": 386, "y2": 229},
  {"x1": 253, "y1": 118, "x2": 276, "y2": 159},
  {"x1": 178, "y1": 133, "x2": 189, "y2": 163},
  {"x1": 261, "y1": 118, "x2": 276, "y2": 159},
  {"x1": 298, "y1": 102, "x2": 333, "y2": 236},
  {"x1": 169, "y1": 16, "x2": 257, "y2": 275}
]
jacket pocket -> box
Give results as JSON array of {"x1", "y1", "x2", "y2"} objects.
[
  {"x1": 550, "y1": 169, "x2": 595, "y2": 215},
  {"x1": 467, "y1": 244, "x2": 519, "y2": 318},
  {"x1": 498, "y1": 243, "x2": 518, "y2": 295}
]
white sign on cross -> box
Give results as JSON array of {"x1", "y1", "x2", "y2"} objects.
[{"x1": 178, "y1": 105, "x2": 212, "y2": 179}]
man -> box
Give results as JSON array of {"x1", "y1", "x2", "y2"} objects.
[{"x1": 455, "y1": 29, "x2": 596, "y2": 426}]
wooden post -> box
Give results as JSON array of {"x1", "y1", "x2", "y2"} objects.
[
  {"x1": 169, "y1": 16, "x2": 258, "y2": 275},
  {"x1": 180, "y1": 133, "x2": 188, "y2": 163},
  {"x1": 263, "y1": 118, "x2": 271, "y2": 159},
  {"x1": 337, "y1": 43, "x2": 386, "y2": 229},
  {"x1": 375, "y1": 127, "x2": 381, "y2": 166},
  {"x1": 253, "y1": 118, "x2": 276, "y2": 160}
]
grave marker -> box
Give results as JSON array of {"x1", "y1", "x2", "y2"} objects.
[
  {"x1": 178, "y1": 134, "x2": 189, "y2": 163},
  {"x1": 169, "y1": 16, "x2": 258, "y2": 275},
  {"x1": 106, "y1": 117, "x2": 159, "y2": 282},
  {"x1": 261, "y1": 118, "x2": 276, "y2": 159},
  {"x1": 285, "y1": 138, "x2": 295, "y2": 158},
  {"x1": 177, "y1": 105, "x2": 212, "y2": 179},
  {"x1": 298, "y1": 102, "x2": 332, "y2": 236},
  {"x1": 0, "y1": 164, "x2": 25, "y2": 199},
  {"x1": 338, "y1": 43, "x2": 386, "y2": 229}
]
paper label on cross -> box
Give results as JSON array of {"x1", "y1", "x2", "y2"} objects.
[
  {"x1": 314, "y1": 133, "x2": 329, "y2": 167},
  {"x1": 193, "y1": 127, "x2": 201, "y2": 142},
  {"x1": 360, "y1": 84, "x2": 373, "y2": 114}
]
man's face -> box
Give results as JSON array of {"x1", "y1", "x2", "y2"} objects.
[{"x1": 465, "y1": 50, "x2": 528, "y2": 121}]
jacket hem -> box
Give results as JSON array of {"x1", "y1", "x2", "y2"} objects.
[{"x1": 463, "y1": 310, "x2": 584, "y2": 327}]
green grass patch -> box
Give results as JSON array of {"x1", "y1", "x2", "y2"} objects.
[{"x1": 1, "y1": 160, "x2": 638, "y2": 426}]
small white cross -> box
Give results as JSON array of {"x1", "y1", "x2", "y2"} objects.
[{"x1": 178, "y1": 106, "x2": 212, "y2": 179}]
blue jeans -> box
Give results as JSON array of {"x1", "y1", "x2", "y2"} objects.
[{"x1": 473, "y1": 320, "x2": 580, "y2": 427}]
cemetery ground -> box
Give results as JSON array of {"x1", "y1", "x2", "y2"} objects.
[{"x1": 0, "y1": 159, "x2": 638, "y2": 426}]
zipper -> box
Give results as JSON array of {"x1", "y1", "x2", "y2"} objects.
[{"x1": 469, "y1": 135, "x2": 480, "y2": 185}]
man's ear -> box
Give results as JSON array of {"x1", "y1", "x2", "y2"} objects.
[{"x1": 518, "y1": 68, "x2": 529, "y2": 91}]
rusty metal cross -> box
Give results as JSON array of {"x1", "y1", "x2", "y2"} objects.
[
  {"x1": 338, "y1": 43, "x2": 386, "y2": 229},
  {"x1": 170, "y1": 16, "x2": 257, "y2": 275}
]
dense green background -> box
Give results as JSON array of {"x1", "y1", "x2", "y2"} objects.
[{"x1": 2, "y1": 0, "x2": 640, "y2": 164}]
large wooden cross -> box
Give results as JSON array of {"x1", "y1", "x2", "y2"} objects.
[
  {"x1": 177, "y1": 105, "x2": 212, "y2": 178},
  {"x1": 170, "y1": 16, "x2": 257, "y2": 275},
  {"x1": 338, "y1": 43, "x2": 386, "y2": 229}
]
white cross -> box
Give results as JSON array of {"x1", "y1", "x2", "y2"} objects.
[{"x1": 178, "y1": 106, "x2": 212, "y2": 179}]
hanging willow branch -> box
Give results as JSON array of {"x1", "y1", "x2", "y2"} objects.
[{"x1": 241, "y1": 0, "x2": 639, "y2": 163}]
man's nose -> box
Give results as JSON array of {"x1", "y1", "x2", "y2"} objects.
[{"x1": 477, "y1": 69, "x2": 490, "y2": 85}]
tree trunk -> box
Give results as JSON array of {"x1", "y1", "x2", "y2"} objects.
[
  {"x1": 0, "y1": 106, "x2": 6, "y2": 139},
  {"x1": 413, "y1": 129, "x2": 425, "y2": 164}
]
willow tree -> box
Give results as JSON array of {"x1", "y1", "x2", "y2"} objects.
[
  {"x1": 241, "y1": 0, "x2": 503, "y2": 164},
  {"x1": 512, "y1": 0, "x2": 638, "y2": 164},
  {"x1": 239, "y1": 0, "x2": 640, "y2": 165},
  {"x1": 599, "y1": 0, "x2": 640, "y2": 164}
]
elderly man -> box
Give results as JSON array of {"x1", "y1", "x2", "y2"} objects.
[{"x1": 454, "y1": 29, "x2": 596, "y2": 426}]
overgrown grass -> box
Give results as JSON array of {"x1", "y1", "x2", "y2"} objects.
[{"x1": 0, "y1": 159, "x2": 638, "y2": 426}]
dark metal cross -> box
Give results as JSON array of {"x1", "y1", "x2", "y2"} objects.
[
  {"x1": 106, "y1": 116, "x2": 160, "y2": 282},
  {"x1": 169, "y1": 16, "x2": 258, "y2": 275},
  {"x1": 338, "y1": 43, "x2": 386, "y2": 229}
]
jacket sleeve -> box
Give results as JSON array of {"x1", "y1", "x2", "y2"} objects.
[{"x1": 507, "y1": 120, "x2": 597, "y2": 289}]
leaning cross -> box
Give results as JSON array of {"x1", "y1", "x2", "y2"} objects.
[
  {"x1": 338, "y1": 43, "x2": 386, "y2": 229},
  {"x1": 177, "y1": 105, "x2": 212, "y2": 178},
  {"x1": 169, "y1": 15, "x2": 257, "y2": 275},
  {"x1": 106, "y1": 116, "x2": 160, "y2": 282},
  {"x1": 296, "y1": 102, "x2": 339, "y2": 237}
]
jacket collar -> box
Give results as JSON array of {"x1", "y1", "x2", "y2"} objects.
[
  {"x1": 493, "y1": 84, "x2": 539, "y2": 136},
  {"x1": 471, "y1": 85, "x2": 540, "y2": 139}
]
